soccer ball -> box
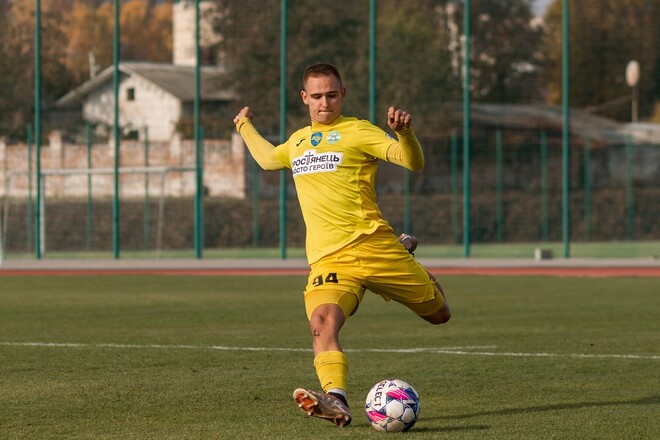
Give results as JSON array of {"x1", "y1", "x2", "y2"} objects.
[{"x1": 364, "y1": 379, "x2": 421, "y2": 432}]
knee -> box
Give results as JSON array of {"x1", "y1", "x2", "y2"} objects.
[
  {"x1": 309, "y1": 314, "x2": 328, "y2": 338},
  {"x1": 424, "y1": 308, "x2": 451, "y2": 325},
  {"x1": 309, "y1": 305, "x2": 344, "y2": 337}
]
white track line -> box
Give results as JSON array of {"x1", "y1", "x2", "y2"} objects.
[{"x1": 1, "y1": 342, "x2": 658, "y2": 360}]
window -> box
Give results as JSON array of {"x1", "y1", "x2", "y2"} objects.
[{"x1": 127, "y1": 87, "x2": 135, "y2": 101}]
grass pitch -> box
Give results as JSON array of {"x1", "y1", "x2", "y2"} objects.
[{"x1": 0, "y1": 274, "x2": 658, "y2": 439}]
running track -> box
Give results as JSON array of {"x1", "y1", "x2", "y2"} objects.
[{"x1": 1, "y1": 258, "x2": 659, "y2": 277}]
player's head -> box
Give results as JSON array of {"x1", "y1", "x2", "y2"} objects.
[
  {"x1": 301, "y1": 62, "x2": 346, "y2": 125},
  {"x1": 302, "y1": 62, "x2": 343, "y2": 90}
]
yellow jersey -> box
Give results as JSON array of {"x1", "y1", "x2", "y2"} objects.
[{"x1": 273, "y1": 116, "x2": 398, "y2": 263}]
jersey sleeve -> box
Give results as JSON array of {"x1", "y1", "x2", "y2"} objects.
[
  {"x1": 385, "y1": 127, "x2": 425, "y2": 170},
  {"x1": 357, "y1": 120, "x2": 425, "y2": 170},
  {"x1": 236, "y1": 117, "x2": 287, "y2": 170}
]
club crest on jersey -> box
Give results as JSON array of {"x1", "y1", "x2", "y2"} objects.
[
  {"x1": 326, "y1": 131, "x2": 342, "y2": 144},
  {"x1": 291, "y1": 150, "x2": 343, "y2": 177},
  {"x1": 311, "y1": 132, "x2": 323, "y2": 146}
]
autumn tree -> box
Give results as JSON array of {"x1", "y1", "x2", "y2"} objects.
[
  {"x1": 0, "y1": 0, "x2": 174, "y2": 139},
  {"x1": 65, "y1": 1, "x2": 112, "y2": 84},
  {"x1": 120, "y1": 0, "x2": 172, "y2": 62},
  {"x1": 0, "y1": 0, "x2": 74, "y2": 139}
]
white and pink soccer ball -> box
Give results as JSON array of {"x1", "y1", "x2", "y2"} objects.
[{"x1": 364, "y1": 379, "x2": 421, "y2": 432}]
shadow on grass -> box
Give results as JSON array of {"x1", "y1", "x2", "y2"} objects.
[
  {"x1": 414, "y1": 424, "x2": 490, "y2": 433},
  {"x1": 432, "y1": 395, "x2": 659, "y2": 420}
]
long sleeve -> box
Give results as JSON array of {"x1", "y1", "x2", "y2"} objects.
[
  {"x1": 236, "y1": 117, "x2": 285, "y2": 171},
  {"x1": 385, "y1": 128, "x2": 425, "y2": 171}
]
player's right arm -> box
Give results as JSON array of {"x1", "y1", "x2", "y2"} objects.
[{"x1": 233, "y1": 106, "x2": 284, "y2": 171}]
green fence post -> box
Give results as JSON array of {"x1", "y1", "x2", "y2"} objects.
[
  {"x1": 540, "y1": 130, "x2": 548, "y2": 241},
  {"x1": 194, "y1": 0, "x2": 203, "y2": 259},
  {"x1": 463, "y1": 0, "x2": 472, "y2": 258},
  {"x1": 496, "y1": 130, "x2": 503, "y2": 242},
  {"x1": 144, "y1": 126, "x2": 150, "y2": 249},
  {"x1": 561, "y1": 0, "x2": 570, "y2": 258},
  {"x1": 34, "y1": 0, "x2": 42, "y2": 259},
  {"x1": 27, "y1": 123, "x2": 33, "y2": 251},
  {"x1": 112, "y1": 0, "x2": 120, "y2": 259},
  {"x1": 403, "y1": 169, "x2": 411, "y2": 233},
  {"x1": 252, "y1": 158, "x2": 261, "y2": 247},
  {"x1": 583, "y1": 134, "x2": 591, "y2": 241},
  {"x1": 87, "y1": 124, "x2": 93, "y2": 250},
  {"x1": 450, "y1": 131, "x2": 458, "y2": 243},
  {"x1": 279, "y1": 0, "x2": 288, "y2": 259},
  {"x1": 626, "y1": 135, "x2": 634, "y2": 240},
  {"x1": 369, "y1": 0, "x2": 376, "y2": 124}
]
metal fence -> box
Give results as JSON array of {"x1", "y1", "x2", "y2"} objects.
[{"x1": 0, "y1": 0, "x2": 658, "y2": 260}]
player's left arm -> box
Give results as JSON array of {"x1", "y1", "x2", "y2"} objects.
[{"x1": 385, "y1": 106, "x2": 425, "y2": 171}]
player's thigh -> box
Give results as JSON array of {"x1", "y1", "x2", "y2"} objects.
[
  {"x1": 361, "y1": 242, "x2": 444, "y2": 315},
  {"x1": 303, "y1": 265, "x2": 365, "y2": 321}
]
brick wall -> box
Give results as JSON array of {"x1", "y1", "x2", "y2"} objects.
[{"x1": 0, "y1": 132, "x2": 246, "y2": 200}]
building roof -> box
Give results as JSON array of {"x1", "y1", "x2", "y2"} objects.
[
  {"x1": 57, "y1": 62, "x2": 236, "y2": 106},
  {"x1": 452, "y1": 103, "x2": 660, "y2": 146}
]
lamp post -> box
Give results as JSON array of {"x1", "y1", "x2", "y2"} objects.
[{"x1": 625, "y1": 60, "x2": 640, "y2": 123}]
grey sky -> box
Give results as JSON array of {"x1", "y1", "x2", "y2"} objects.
[{"x1": 533, "y1": 0, "x2": 553, "y2": 16}]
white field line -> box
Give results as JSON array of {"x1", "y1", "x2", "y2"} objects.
[{"x1": 1, "y1": 341, "x2": 658, "y2": 360}]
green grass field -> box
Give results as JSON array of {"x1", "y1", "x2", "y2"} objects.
[{"x1": 0, "y1": 274, "x2": 658, "y2": 439}]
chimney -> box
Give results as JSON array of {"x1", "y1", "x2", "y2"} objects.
[{"x1": 173, "y1": 0, "x2": 222, "y2": 66}]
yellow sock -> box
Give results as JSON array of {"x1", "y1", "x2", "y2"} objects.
[{"x1": 313, "y1": 351, "x2": 348, "y2": 394}]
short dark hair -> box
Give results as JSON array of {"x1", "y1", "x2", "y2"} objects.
[{"x1": 302, "y1": 62, "x2": 343, "y2": 90}]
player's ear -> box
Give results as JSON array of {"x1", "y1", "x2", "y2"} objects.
[
  {"x1": 341, "y1": 87, "x2": 347, "y2": 100},
  {"x1": 301, "y1": 89, "x2": 309, "y2": 105}
]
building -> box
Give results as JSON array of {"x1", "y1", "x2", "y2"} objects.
[{"x1": 56, "y1": 0, "x2": 231, "y2": 142}]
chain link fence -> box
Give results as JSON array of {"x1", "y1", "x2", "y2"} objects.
[{"x1": 1, "y1": 0, "x2": 658, "y2": 260}]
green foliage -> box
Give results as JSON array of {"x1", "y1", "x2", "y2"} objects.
[
  {"x1": 455, "y1": 0, "x2": 544, "y2": 103},
  {"x1": 543, "y1": 0, "x2": 660, "y2": 121}
]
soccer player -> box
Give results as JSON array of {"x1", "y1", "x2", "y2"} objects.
[{"x1": 233, "y1": 62, "x2": 450, "y2": 427}]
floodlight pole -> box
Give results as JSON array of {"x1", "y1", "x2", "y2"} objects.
[{"x1": 626, "y1": 60, "x2": 640, "y2": 123}]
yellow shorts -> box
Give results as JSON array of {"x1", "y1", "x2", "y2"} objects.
[{"x1": 303, "y1": 230, "x2": 445, "y2": 320}]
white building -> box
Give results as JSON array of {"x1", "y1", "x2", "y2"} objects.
[{"x1": 56, "y1": 0, "x2": 232, "y2": 142}]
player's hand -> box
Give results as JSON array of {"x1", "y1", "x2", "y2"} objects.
[
  {"x1": 387, "y1": 106, "x2": 412, "y2": 132},
  {"x1": 233, "y1": 106, "x2": 254, "y2": 125}
]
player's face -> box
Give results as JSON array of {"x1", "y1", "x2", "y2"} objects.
[{"x1": 301, "y1": 74, "x2": 346, "y2": 125}]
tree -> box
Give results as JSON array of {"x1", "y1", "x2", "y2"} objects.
[
  {"x1": 0, "y1": 0, "x2": 74, "y2": 139},
  {"x1": 121, "y1": 0, "x2": 171, "y2": 62},
  {"x1": 64, "y1": 1, "x2": 110, "y2": 84},
  {"x1": 543, "y1": 0, "x2": 659, "y2": 121},
  {"x1": 452, "y1": 0, "x2": 543, "y2": 104},
  {"x1": 375, "y1": 1, "x2": 454, "y2": 133},
  {"x1": 218, "y1": 0, "x2": 456, "y2": 137}
]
